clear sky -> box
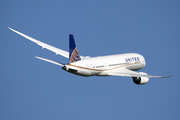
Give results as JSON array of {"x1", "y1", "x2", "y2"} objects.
[{"x1": 1, "y1": 0, "x2": 179, "y2": 120}]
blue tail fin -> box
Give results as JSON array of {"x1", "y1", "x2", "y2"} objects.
[{"x1": 69, "y1": 34, "x2": 81, "y2": 63}]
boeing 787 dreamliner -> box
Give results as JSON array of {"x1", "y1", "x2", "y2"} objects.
[{"x1": 9, "y1": 27, "x2": 172, "y2": 85}]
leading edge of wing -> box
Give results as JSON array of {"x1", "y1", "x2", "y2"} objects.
[
  {"x1": 8, "y1": 27, "x2": 69, "y2": 58},
  {"x1": 108, "y1": 69, "x2": 173, "y2": 78}
]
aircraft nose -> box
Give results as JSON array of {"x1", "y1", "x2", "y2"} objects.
[{"x1": 142, "y1": 57, "x2": 146, "y2": 66}]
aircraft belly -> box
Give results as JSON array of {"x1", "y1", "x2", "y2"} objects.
[
  {"x1": 66, "y1": 68, "x2": 92, "y2": 77},
  {"x1": 65, "y1": 66, "x2": 96, "y2": 77},
  {"x1": 126, "y1": 63, "x2": 144, "y2": 71}
]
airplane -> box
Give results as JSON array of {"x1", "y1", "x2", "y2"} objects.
[{"x1": 8, "y1": 27, "x2": 172, "y2": 85}]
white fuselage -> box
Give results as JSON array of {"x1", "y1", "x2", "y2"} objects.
[
  {"x1": 63, "y1": 53, "x2": 146, "y2": 76},
  {"x1": 9, "y1": 27, "x2": 172, "y2": 84}
]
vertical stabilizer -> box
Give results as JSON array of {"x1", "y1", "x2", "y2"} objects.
[{"x1": 69, "y1": 34, "x2": 81, "y2": 63}]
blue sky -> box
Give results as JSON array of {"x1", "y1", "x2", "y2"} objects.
[{"x1": 1, "y1": 0, "x2": 179, "y2": 120}]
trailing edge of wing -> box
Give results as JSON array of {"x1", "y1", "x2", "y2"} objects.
[
  {"x1": 8, "y1": 27, "x2": 88, "y2": 59},
  {"x1": 108, "y1": 68, "x2": 173, "y2": 78},
  {"x1": 35, "y1": 56, "x2": 64, "y2": 66},
  {"x1": 9, "y1": 27, "x2": 89, "y2": 59},
  {"x1": 9, "y1": 27, "x2": 69, "y2": 58}
]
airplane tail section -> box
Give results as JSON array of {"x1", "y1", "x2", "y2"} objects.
[{"x1": 69, "y1": 34, "x2": 81, "y2": 63}]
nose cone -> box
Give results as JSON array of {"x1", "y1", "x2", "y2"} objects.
[
  {"x1": 141, "y1": 56, "x2": 146, "y2": 67},
  {"x1": 137, "y1": 54, "x2": 146, "y2": 68}
]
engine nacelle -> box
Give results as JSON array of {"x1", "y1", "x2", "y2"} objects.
[{"x1": 133, "y1": 77, "x2": 149, "y2": 85}]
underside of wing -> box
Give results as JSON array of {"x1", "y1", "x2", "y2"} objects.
[
  {"x1": 8, "y1": 27, "x2": 87, "y2": 59},
  {"x1": 108, "y1": 68, "x2": 172, "y2": 78}
]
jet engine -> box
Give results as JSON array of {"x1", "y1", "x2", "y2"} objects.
[{"x1": 133, "y1": 77, "x2": 149, "y2": 85}]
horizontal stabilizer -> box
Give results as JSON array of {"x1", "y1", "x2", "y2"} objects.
[{"x1": 35, "y1": 56, "x2": 64, "y2": 66}]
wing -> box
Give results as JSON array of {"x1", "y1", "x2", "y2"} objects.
[
  {"x1": 8, "y1": 27, "x2": 86, "y2": 59},
  {"x1": 108, "y1": 68, "x2": 172, "y2": 78}
]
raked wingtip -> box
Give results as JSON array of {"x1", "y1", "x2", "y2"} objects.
[{"x1": 8, "y1": 27, "x2": 14, "y2": 31}]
